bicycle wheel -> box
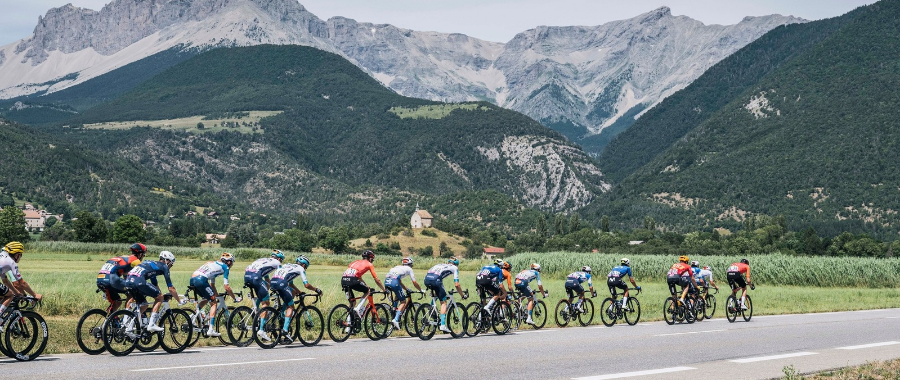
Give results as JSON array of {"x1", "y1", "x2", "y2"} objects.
[
  {"x1": 186, "y1": 311, "x2": 203, "y2": 348},
  {"x1": 5, "y1": 311, "x2": 48, "y2": 361},
  {"x1": 76, "y1": 308, "x2": 107, "y2": 355},
  {"x1": 510, "y1": 302, "x2": 523, "y2": 331},
  {"x1": 159, "y1": 308, "x2": 193, "y2": 354},
  {"x1": 694, "y1": 298, "x2": 705, "y2": 322},
  {"x1": 365, "y1": 303, "x2": 391, "y2": 341},
  {"x1": 227, "y1": 306, "x2": 255, "y2": 347},
  {"x1": 725, "y1": 295, "x2": 738, "y2": 323},
  {"x1": 742, "y1": 295, "x2": 753, "y2": 322},
  {"x1": 578, "y1": 299, "x2": 595, "y2": 326},
  {"x1": 102, "y1": 310, "x2": 137, "y2": 356},
  {"x1": 402, "y1": 306, "x2": 419, "y2": 337},
  {"x1": 704, "y1": 294, "x2": 716, "y2": 319},
  {"x1": 327, "y1": 304, "x2": 353, "y2": 343},
  {"x1": 295, "y1": 306, "x2": 324, "y2": 346},
  {"x1": 446, "y1": 302, "x2": 466, "y2": 338},
  {"x1": 684, "y1": 299, "x2": 696, "y2": 324},
  {"x1": 135, "y1": 327, "x2": 161, "y2": 352},
  {"x1": 663, "y1": 297, "x2": 676, "y2": 325},
  {"x1": 532, "y1": 300, "x2": 548, "y2": 329},
  {"x1": 555, "y1": 300, "x2": 572, "y2": 327},
  {"x1": 415, "y1": 304, "x2": 438, "y2": 340},
  {"x1": 252, "y1": 307, "x2": 282, "y2": 349},
  {"x1": 492, "y1": 302, "x2": 512, "y2": 335},
  {"x1": 624, "y1": 298, "x2": 641, "y2": 326},
  {"x1": 216, "y1": 306, "x2": 235, "y2": 346},
  {"x1": 464, "y1": 303, "x2": 483, "y2": 336},
  {"x1": 600, "y1": 298, "x2": 617, "y2": 327}
]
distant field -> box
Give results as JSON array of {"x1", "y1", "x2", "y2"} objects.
[
  {"x1": 81, "y1": 110, "x2": 282, "y2": 134},
  {"x1": 389, "y1": 104, "x2": 489, "y2": 119}
]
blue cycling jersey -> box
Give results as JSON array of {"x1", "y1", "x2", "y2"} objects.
[
  {"x1": 126, "y1": 260, "x2": 173, "y2": 288},
  {"x1": 607, "y1": 265, "x2": 632, "y2": 279},
  {"x1": 476, "y1": 265, "x2": 504, "y2": 282}
]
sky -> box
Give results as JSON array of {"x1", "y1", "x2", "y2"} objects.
[{"x1": 0, "y1": 0, "x2": 878, "y2": 45}]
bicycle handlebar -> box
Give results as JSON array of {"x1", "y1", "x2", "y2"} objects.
[
  {"x1": 296, "y1": 292, "x2": 320, "y2": 305},
  {"x1": 448, "y1": 289, "x2": 469, "y2": 299}
]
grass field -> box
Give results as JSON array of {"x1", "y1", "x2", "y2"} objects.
[
  {"x1": 14, "y1": 251, "x2": 900, "y2": 354},
  {"x1": 784, "y1": 359, "x2": 900, "y2": 379},
  {"x1": 348, "y1": 229, "x2": 468, "y2": 254},
  {"x1": 82, "y1": 110, "x2": 282, "y2": 134}
]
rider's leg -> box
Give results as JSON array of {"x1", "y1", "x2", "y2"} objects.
[
  {"x1": 622, "y1": 288, "x2": 629, "y2": 306},
  {"x1": 148, "y1": 295, "x2": 164, "y2": 326},
  {"x1": 282, "y1": 305, "x2": 294, "y2": 332},
  {"x1": 208, "y1": 298, "x2": 218, "y2": 329},
  {"x1": 439, "y1": 300, "x2": 448, "y2": 326}
]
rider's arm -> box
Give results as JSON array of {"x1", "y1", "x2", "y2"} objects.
[
  {"x1": 1, "y1": 274, "x2": 16, "y2": 296},
  {"x1": 411, "y1": 280, "x2": 422, "y2": 292},
  {"x1": 14, "y1": 279, "x2": 39, "y2": 299},
  {"x1": 451, "y1": 267, "x2": 465, "y2": 297},
  {"x1": 629, "y1": 275, "x2": 637, "y2": 287},
  {"x1": 368, "y1": 263, "x2": 385, "y2": 291},
  {"x1": 746, "y1": 267, "x2": 751, "y2": 284},
  {"x1": 299, "y1": 270, "x2": 318, "y2": 292},
  {"x1": 586, "y1": 274, "x2": 594, "y2": 292}
]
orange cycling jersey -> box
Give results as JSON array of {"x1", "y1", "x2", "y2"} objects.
[
  {"x1": 667, "y1": 262, "x2": 692, "y2": 277},
  {"x1": 343, "y1": 259, "x2": 379, "y2": 280},
  {"x1": 502, "y1": 269, "x2": 512, "y2": 289},
  {"x1": 727, "y1": 263, "x2": 750, "y2": 275}
]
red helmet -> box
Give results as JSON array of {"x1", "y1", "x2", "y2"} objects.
[
  {"x1": 130, "y1": 243, "x2": 147, "y2": 256},
  {"x1": 362, "y1": 250, "x2": 375, "y2": 261}
]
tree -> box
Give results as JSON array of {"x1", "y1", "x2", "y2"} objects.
[
  {"x1": 601, "y1": 215, "x2": 610, "y2": 233},
  {"x1": 72, "y1": 211, "x2": 108, "y2": 243},
  {"x1": 226, "y1": 223, "x2": 257, "y2": 247},
  {"x1": 568, "y1": 214, "x2": 581, "y2": 234},
  {"x1": 439, "y1": 241, "x2": 452, "y2": 257},
  {"x1": 196, "y1": 122, "x2": 205, "y2": 129},
  {"x1": 44, "y1": 216, "x2": 58, "y2": 229},
  {"x1": 112, "y1": 215, "x2": 145, "y2": 243},
  {"x1": 319, "y1": 227, "x2": 349, "y2": 253},
  {"x1": 536, "y1": 215, "x2": 548, "y2": 238},
  {"x1": 40, "y1": 222, "x2": 70, "y2": 241},
  {"x1": 0, "y1": 207, "x2": 29, "y2": 244}
]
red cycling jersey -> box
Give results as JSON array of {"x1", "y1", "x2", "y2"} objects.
[
  {"x1": 343, "y1": 260, "x2": 379, "y2": 280},
  {"x1": 668, "y1": 262, "x2": 692, "y2": 277},
  {"x1": 727, "y1": 263, "x2": 750, "y2": 275}
]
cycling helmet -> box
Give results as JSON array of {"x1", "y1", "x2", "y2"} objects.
[
  {"x1": 159, "y1": 250, "x2": 175, "y2": 263},
  {"x1": 220, "y1": 252, "x2": 235, "y2": 263},
  {"x1": 130, "y1": 243, "x2": 147, "y2": 256},
  {"x1": 678, "y1": 255, "x2": 689, "y2": 263},
  {"x1": 502, "y1": 262, "x2": 511, "y2": 271},
  {"x1": 621, "y1": 258, "x2": 630, "y2": 266},
  {"x1": 271, "y1": 250, "x2": 285, "y2": 261},
  {"x1": 3, "y1": 241, "x2": 24, "y2": 255},
  {"x1": 296, "y1": 255, "x2": 310, "y2": 268},
  {"x1": 362, "y1": 250, "x2": 375, "y2": 261},
  {"x1": 402, "y1": 257, "x2": 413, "y2": 267},
  {"x1": 448, "y1": 256, "x2": 460, "y2": 266},
  {"x1": 740, "y1": 258, "x2": 749, "y2": 265},
  {"x1": 703, "y1": 266, "x2": 711, "y2": 271},
  {"x1": 690, "y1": 260, "x2": 699, "y2": 268},
  {"x1": 531, "y1": 263, "x2": 541, "y2": 272},
  {"x1": 581, "y1": 265, "x2": 591, "y2": 273},
  {"x1": 494, "y1": 258, "x2": 504, "y2": 267}
]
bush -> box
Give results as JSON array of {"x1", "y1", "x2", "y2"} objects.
[{"x1": 421, "y1": 229, "x2": 438, "y2": 237}]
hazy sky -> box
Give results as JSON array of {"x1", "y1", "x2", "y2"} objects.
[{"x1": 1, "y1": 0, "x2": 878, "y2": 45}]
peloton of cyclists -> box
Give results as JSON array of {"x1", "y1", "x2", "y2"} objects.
[
  {"x1": 564, "y1": 266, "x2": 596, "y2": 313},
  {"x1": 244, "y1": 250, "x2": 285, "y2": 342},
  {"x1": 424, "y1": 256, "x2": 467, "y2": 333},
  {"x1": 270, "y1": 255, "x2": 322, "y2": 344},
  {"x1": 96, "y1": 243, "x2": 145, "y2": 313},
  {"x1": 190, "y1": 252, "x2": 240, "y2": 337},
  {"x1": 385, "y1": 257, "x2": 423, "y2": 330},
  {"x1": 727, "y1": 258, "x2": 752, "y2": 310},
  {"x1": 514, "y1": 263, "x2": 547, "y2": 325},
  {"x1": 607, "y1": 258, "x2": 640, "y2": 309}
]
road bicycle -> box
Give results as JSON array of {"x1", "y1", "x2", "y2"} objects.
[
  {"x1": 510, "y1": 290, "x2": 548, "y2": 330},
  {"x1": 726, "y1": 283, "x2": 754, "y2": 323},
  {"x1": 182, "y1": 286, "x2": 243, "y2": 347},
  {"x1": 600, "y1": 288, "x2": 641, "y2": 327},
  {"x1": 101, "y1": 293, "x2": 193, "y2": 356},
  {"x1": 383, "y1": 289, "x2": 425, "y2": 337},
  {"x1": 327, "y1": 290, "x2": 391, "y2": 342},
  {"x1": 227, "y1": 283, "x2": 283, "y2": 347},
  {"x1": 468, "y1": 288, "x2": 514, "y2": 336},
  {"x1": 0, "y1": 296, "x2": 48, "y2": 361},
  {"x1": 414, "y1": 289, "x2": 468, "y2": 340},
  {"x1": 255, "y1": 292, "x2": 324, "y2": 348},
  {"x1": 464, "y1": 287, "x2": 491, "y2": 336},
  {"x1": 555, "y1": 291, "x2": 596, "y2": 327},
  {"x1": 78, "y1": 294, "x2": 161, "y2": 355},
  {"x1": 663, "y1": 292, "x2": 696, "y2": 325},
  {"x1": 702, "y1": 287, "x2": 718, "y2": 320}
]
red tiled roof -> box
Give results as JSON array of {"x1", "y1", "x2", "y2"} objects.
[
  {"x1": 23, "y1": 210, "x2": 41, "y2": 219},
  {"x1": 483, "y1": 247, "x2": 505, "y2": 254},
  {"x1": 416, "y1": 210, "x2": 433, "y2": 219}
]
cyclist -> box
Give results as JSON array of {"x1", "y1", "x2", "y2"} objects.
[
  {"x1": 96, "y1": 243, "x2": 145, "y2": 313},
  {"x1": 424, "y1": 256, "x2": 466, "y2": 333},
  {"x1": 0, "y1": 242, "x2": 42, "y2": 318},
  {"x1": 244, "y1": 250, "x2": 285, "y2": 342},
  {"x1": 667, "y1": 256, "x2": 698, "y2": 306},
  {"x1": 270, "y1": 255, "x2": 322, "y2": 344},
  {"x1": 476, "y1": 259, "x2": 508, "y2": 315},
  {"x1": 607, "y1": 258, "x2": 640, "y2": 309},
  {"x1": 514, "y1": 263, "x2": 547, "y2": 325},
  {"x1": 564, "y1": 266, "x2": 595, "y2": 313},
  {"x1": 124, "y1": 251, "x2": 182, "y2": 332},
  {"x1": 695, "y1": 264, "x2": 718, "y2": 296},
  {"x1": 385, "y1": 257, "x2": 423, "y2": 330},
  {"x1": 190, "y1": 252, "x2": 239, "y2": 337},
  {"x1": 341, "y1": 250, "x2": 386, "y2": 317},
  {"x1": 726, "y1": 258, "x2": 752, "y2": 310}
]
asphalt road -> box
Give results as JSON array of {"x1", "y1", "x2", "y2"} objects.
[{"x1": 2, "y1": 308, "x2": 899, "y2": 379}]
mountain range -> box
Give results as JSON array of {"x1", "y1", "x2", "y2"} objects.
[{"x1": 0, "y1": 0, "x2": 802, "y2": 154}]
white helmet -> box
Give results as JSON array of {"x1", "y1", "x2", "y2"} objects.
[
  {"x1": 621, "y1": 258, "x2": 630, "y2": 266},
  {"x1": 159, "y1": 250, "x2": 175, "y2": 263},
  {"x1": 581, "y1": 265, "x2": 591, "y2": 273}
]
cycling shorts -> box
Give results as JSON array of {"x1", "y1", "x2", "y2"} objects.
[
  {"x1": 667, "y1": 276, "x2": 689, "y2": 295},
  {"x1": 341, "y1": 276, "x2": 371, "y2": 299},
  {"x1": 270, "y1": 279, "x2": 295, "y2": 308},
  {"x1": 97, "y1": 278, "x2": 126, "y2": 303},
  {"x1": 0, "y1": 282, "x2": 8, "y2": 297},
  {"x1": 244, "y1": 273, "x2": 270, "y2": 301},
  {"x1": 515, "y1": 283, "x2": 533, "y2": 299},
  {"x1": 424, "y1": 275, "x2": 448, "y2": 301},
  {"x1": 476, "y1": 277, "x2": 501, "y2": 297},
  {"x1": 565, "y1": 281, "x2": 585, "y2": 298},
  {"x1": 727, "y1": 273, "x2": 747, "y2": 290},
  {"x1": 125, "y1": 276, "x2": 160, "y2": 304},
  {"x1": 386, "y1": 282, "x2": 406, "y2": 302},
  {"x1": 607, "y1": 278, "x2": 627, "y2": 295},
  {"x1": 190, "y1": 276, "x2": 216, "y2": 301}
]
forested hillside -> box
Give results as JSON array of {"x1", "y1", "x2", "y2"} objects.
[{"x1": 587, "y1": 0, "x2": 900, "y2": 238}]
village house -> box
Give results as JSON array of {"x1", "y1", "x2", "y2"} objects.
[
  {"x1": 205, "y1": 234, "x2": 227, "y2": 244},
  {"x1": 22, "y1": 207, "x2": 62, "y2": 232},
  {"x1": 410, "y1": 204, "x2": 433, "y2": 228},
  {"x1": 482, "y1": 247, "x2": 505, "y2": 260}
]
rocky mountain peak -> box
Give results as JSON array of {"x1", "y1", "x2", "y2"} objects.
[{"x1": 640, "y1": 6, "x2": 672, "y2": 23}]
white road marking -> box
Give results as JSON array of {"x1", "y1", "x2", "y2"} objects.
[
  {"x1": 837, "y1": 341, "x2": 900, "y2": 350},
  {"x1": 573, "y1": 366, "x2": 696, "y2": 380},
  {"x1": 194, "y1": 346, "x2": 256, "y2": 352},
  {"x1": 655, "y1": 329, "x2": 725, "y2": 337},
  {"x1": 515, "y1": 330, "x2": 552, "y2": 334},
  {"x1": 730, "y1": 352, "x2": 817, "y2": 363},
  {"x1": 131, "y1": 357, "x2": 314, "y2": 371},
  {"x1": 885, "y1": 317, "x2": 900, "y2": 319}
]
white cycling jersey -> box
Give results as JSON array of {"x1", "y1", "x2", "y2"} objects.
[
  {"x1": 193, "y1": 261, "x2": 230, "y2": 285},
  {"x1": 427, "y1": 264, "x2": 459, "y2": 281},
  {"x1": 515, "y1": 269, "x2": 542, "y2": 286},
  {"x1": 0, "y1": 251, "x2": 22, "y2": 281},
  {"x1": 245, "y1": 258, "x2": 281, "y2": 277},
  {"x1": 696, "y1": 269, "x2": 713, "y2": 284},
  {"x1": 271, "y1": 264, "x2": 309, "y2": 285},
  {"x1": 386, "y1": 265, "x2": 416, "y2": 282}
]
